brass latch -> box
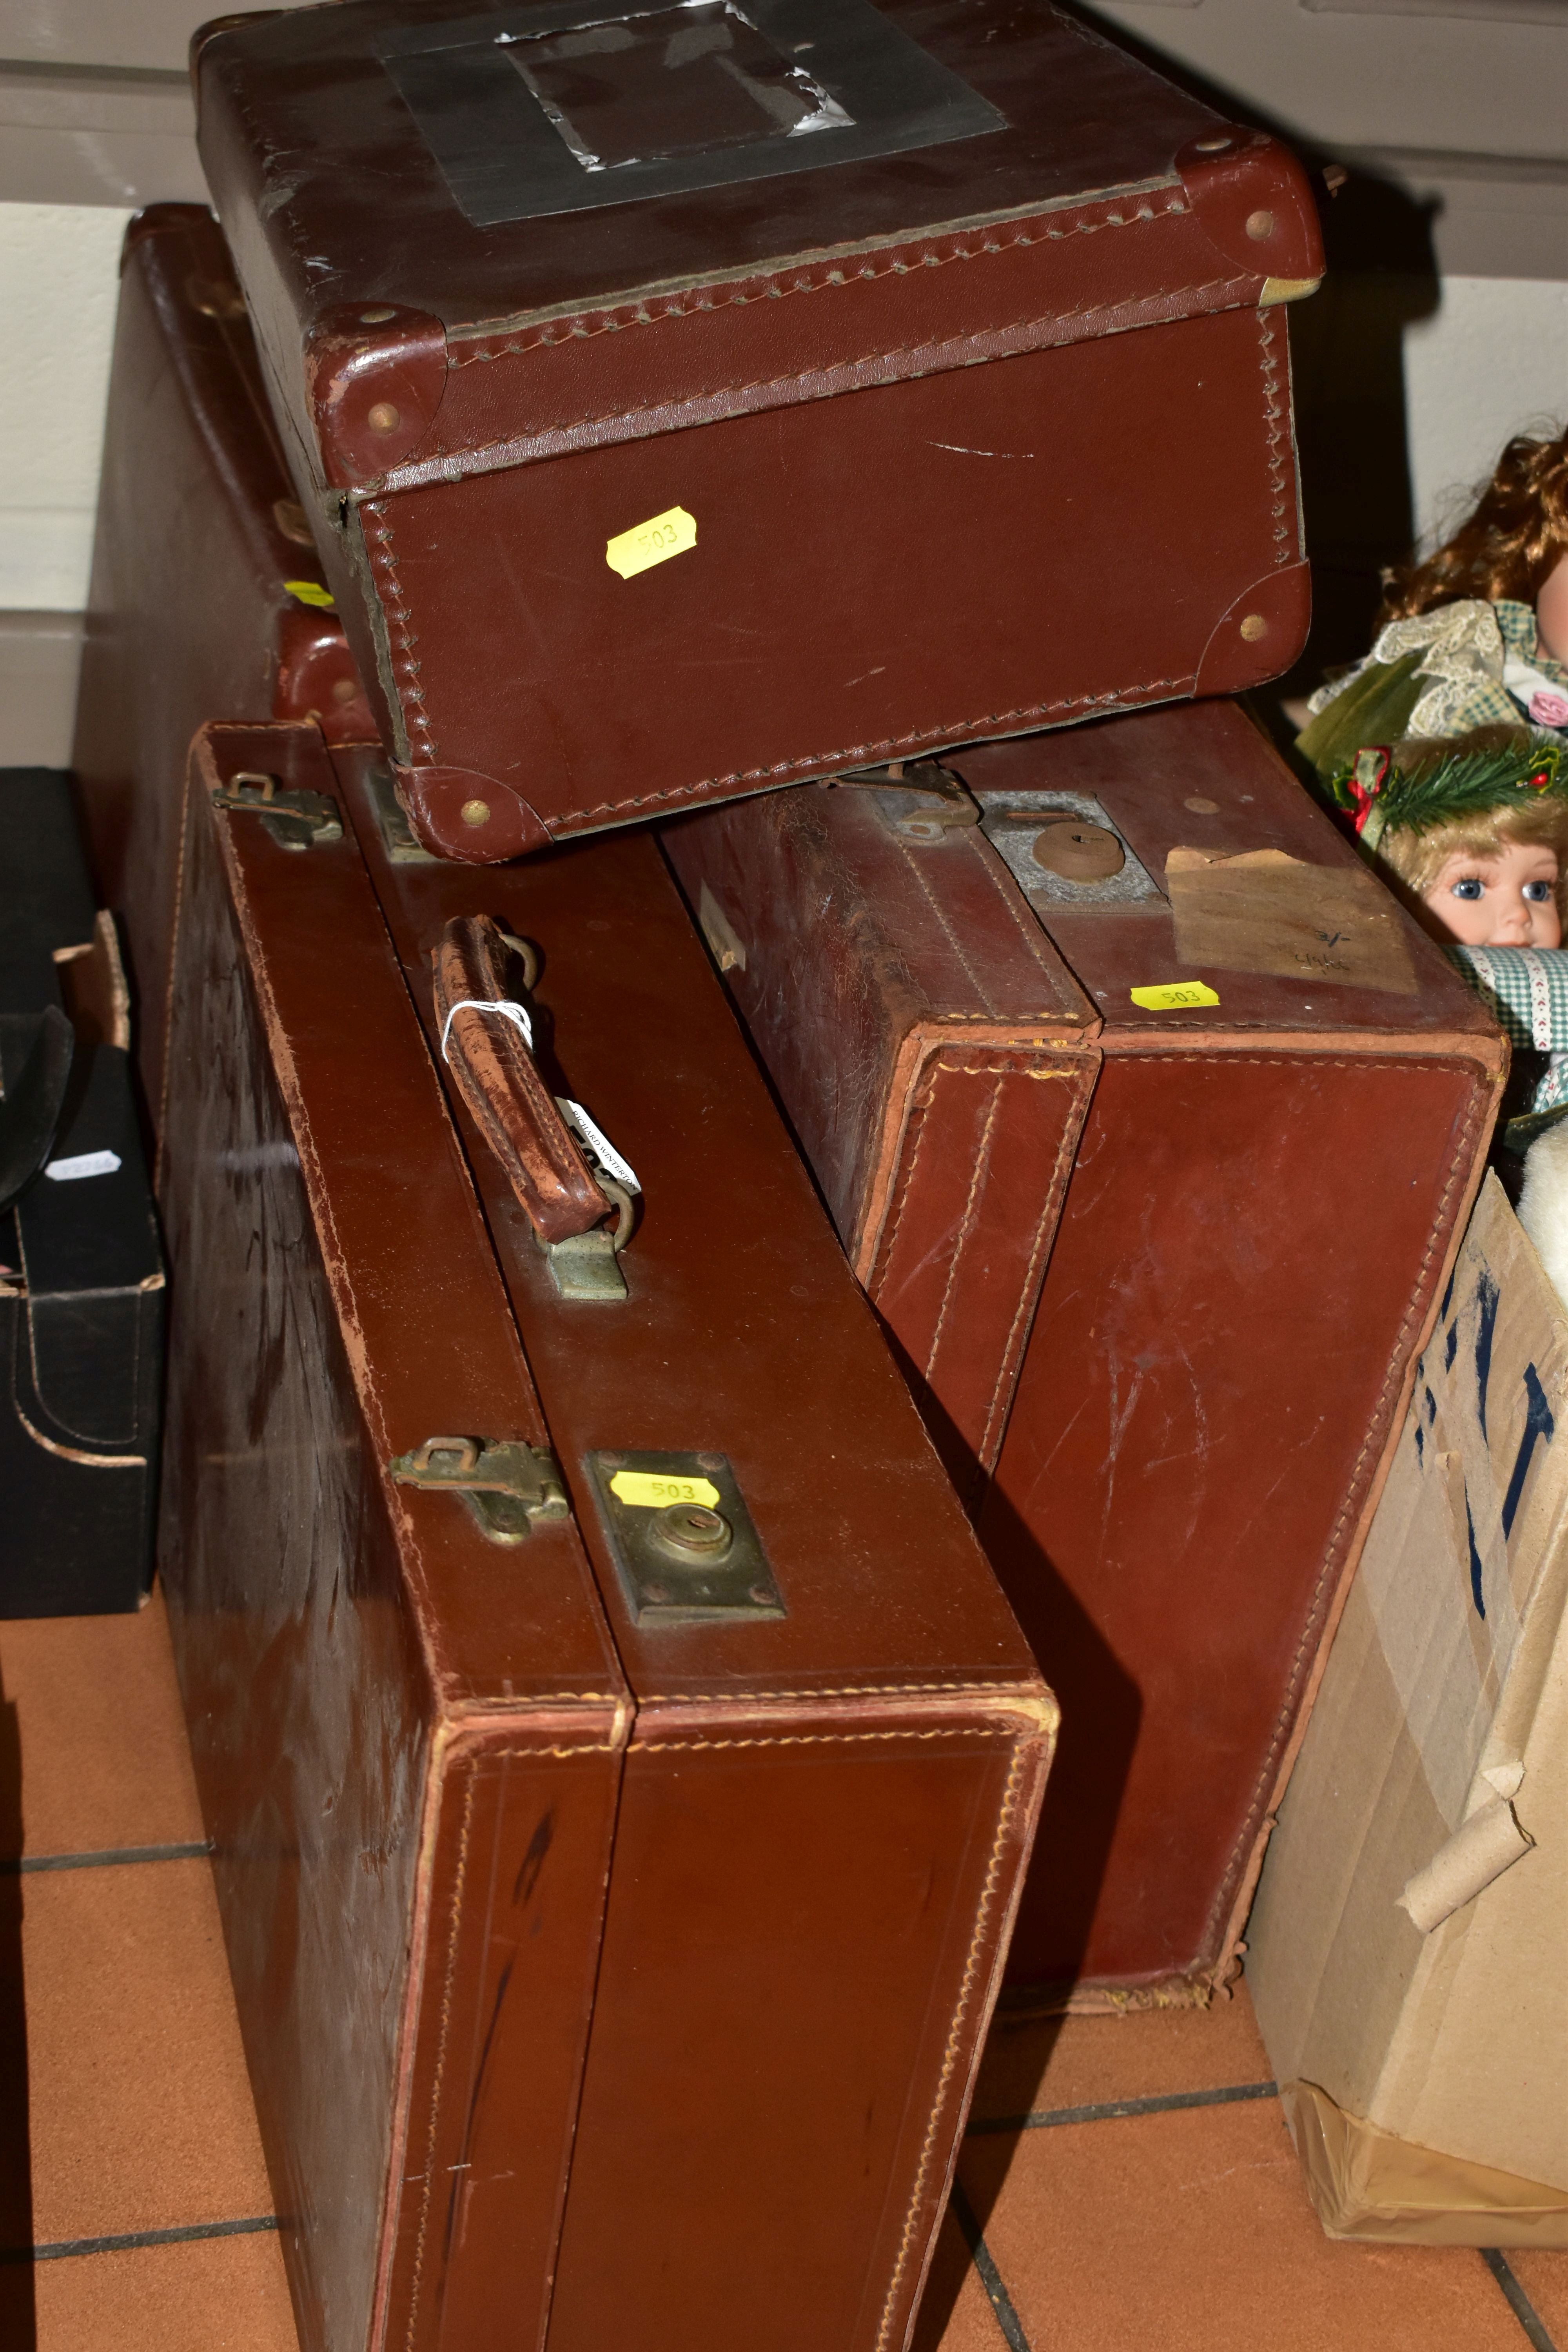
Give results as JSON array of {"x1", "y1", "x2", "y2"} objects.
[
  {"x1": 388, "y1": 1435, "x2": 570, "y2": 1546},
  {"x1": 212, "y1": 770, "x2": 343, "y2": 851}
]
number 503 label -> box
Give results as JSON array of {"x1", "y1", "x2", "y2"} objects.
[{"x1": 606, "y1": 505, "x2": 697, "y2": 580}]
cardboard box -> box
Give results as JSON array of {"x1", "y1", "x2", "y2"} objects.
[{"x1": 1246, "y1": 1172, "x2": 1568, "y2": 2246}]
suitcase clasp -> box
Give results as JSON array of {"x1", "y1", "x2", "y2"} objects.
[
  {"x1": 212, "y1": 770, "x2": 344, "y2": 852},
  {"x1": 388, "y1": 1434, "x2": 571, "y2": 1546}
]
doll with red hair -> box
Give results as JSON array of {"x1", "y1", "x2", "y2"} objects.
[{"x1": 1299, "y1": 426, "x2": 1568, "y2": 774}]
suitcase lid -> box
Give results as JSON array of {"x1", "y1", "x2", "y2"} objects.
[
  {"x1": 194, "y1": 0, "x2": 1322, "y2": 497},
  {"x1": 956, "y1": 702, "x2": 1510, "y2": 1056}
]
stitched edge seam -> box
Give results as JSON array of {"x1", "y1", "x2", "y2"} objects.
[
  {"x1": 447, "y1": 196, "x2": 1195, "y2": 365},
  {"x1": 924, "y1": 1079, "x2": 1005, "y2": 1381},
  {"x1": 635, "y1": 1682, "x2": 1044, "y2": 1704},
  {"x1": 872, "y1": 1080, "x2": 936, "y2": 1301},
  {"x1": 1196, "y1": 1072, "x2": 1490, "y2": 1960},
  {"x1": 978, "y1": 1075, "x2": 1093, "y2": 1466},
  {"x1": 870, "y1": 1057, "x2": 1080, "y2": 1301},
  {"x1": 543, "y1": 677, "x2": 1194, "y2": 831},
  {"x1": 414, "y1": 276, "x2": 1253, "y2": 480},
  {"x1": 636, "y1": 1727, "x2": 1014, "y2": 1753},
  {"x1": 873, "y1": 1735, "x2": 1033, "y2": 2352},
  {"x1": 1256, "y1": 307, "x2": 1291, "y2": 571},
  {"x1": 403, "y1": 1770, "x2": 475, "y2": 2352},
  {"x1": 895, "y1": 830, "x2": 999, "y2": 1015},
  {"x1": 363, "y1": 512, "x2": 436, "y2": 766}
]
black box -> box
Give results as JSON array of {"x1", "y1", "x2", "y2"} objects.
[{"x1": 1, "y1": 771, "x2": 162, "y2": 1615}]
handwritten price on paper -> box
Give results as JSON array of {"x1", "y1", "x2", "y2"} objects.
[{"x1": 605, "y1": 506, "x2": 697, "y2": 581}]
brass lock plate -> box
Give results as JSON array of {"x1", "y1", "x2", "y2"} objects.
[{"x1": 587, "y1": 1451, "x2": 785, "y2": 1628}]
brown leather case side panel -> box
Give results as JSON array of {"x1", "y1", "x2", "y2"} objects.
[
  {"x1": 385, "y1": 1732, "x2": 624, "y2": 2352},
  {"x1": 547, "y1": 1705, "x2": 1051, "y2": 2352},
  {"x1": 869, "y1": 1044, "x2": 1096, "y2": 1492},
  {"x1": 160, "y1": 725, "x2": 628, "y2": 2352},
  {"x1": 159, "y1": 750, "x2": 432, "y2": 2352},
  {"x1": 73, "y1": 205, "x2": 372, "y2": 1132},
  {"x1": 984, "y1": 1045, "x2": 1494, "y2": 1991},
  {"x1": 368, "y1": 307, "x2": 1299, "y2": 838}
]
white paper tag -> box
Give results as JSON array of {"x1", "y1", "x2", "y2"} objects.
[
  {"x1": 44, "y1": 1149, "x2": 122, "y2": 1183},
  {"x1": 557, "y1": 1099, "x2": 640, "y2": 1194}
]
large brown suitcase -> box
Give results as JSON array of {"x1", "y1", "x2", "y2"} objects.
[
  {"x1": 662, "y1": 700, "x2": 1505, "y2": 2000},
  {"x1": 72, "y1": 203, "x2": 375, "y2": 1134},
  {"x1": 159, "y1": 712, "x2": 1055, "y2": 2352},
  {"x1": 192, "y1": 0, "x2": 1323, "y2": 863}
]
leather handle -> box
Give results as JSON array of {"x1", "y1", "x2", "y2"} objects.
[{"x1": 432, "y1": 915, "x2": 611, "y2": 1246}]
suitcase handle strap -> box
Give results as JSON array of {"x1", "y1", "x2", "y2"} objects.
[{"x1": 432, "y1": 916, "x2": 635, "y2": 1269}]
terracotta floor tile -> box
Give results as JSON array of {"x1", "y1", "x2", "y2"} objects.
[
  {"x1": 18, "y1": 1859, "x2": 271, "y2": 2244},
  {"x1": 0, "y1": 1588, "x2": 205, "y2": 1859},
  {"x1": 971, "y1": 1982, "x2": 1274, "y2": 2122},
  {"x1": 1504, "y1": 2249, "x2": 1568, "y2": 2343},
  {"x1": 911, "y1": 2209, "x2": 1006, "y2": 2352},
  {"x1": 26, "y1": 2227, "x2": 299, "y2": 2352},
  {"x1": 959, "y1": 2100, "x2": 1528, "y2": 2352}
]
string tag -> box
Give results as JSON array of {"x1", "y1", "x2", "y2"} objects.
[{"x1": 440, "y1": 998, "x2": 533, "y2": 1061}]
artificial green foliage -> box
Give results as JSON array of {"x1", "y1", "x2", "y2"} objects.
[
  {"x1": 1295, "y1": 648, "x2": 1427, "y2": 782},
  {"x1": 1324, "y1": 736, "x2": 1565, "y2": 855}
]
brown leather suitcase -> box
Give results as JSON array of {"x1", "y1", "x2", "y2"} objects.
[
  {"x1": 662, "y1": 700, "x2": 1506, "y2": 2001},
  {"x1": 158, "y1": 713, "x2": 1055, "y2": 2352},
  {"x1": 72, "y1": 203, "x2": 375, "y2": 1134},
  {"x1": 192, "y1": 0, "x2": 1323, "y2": 864}
]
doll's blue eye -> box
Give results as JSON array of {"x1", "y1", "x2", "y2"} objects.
[
  {"x1": 1451, "y1": 878, "x2": 1485, "y2": 899},
  {"x1": 1524, "y1": 880, "x2": 1555, "y2": 902}
]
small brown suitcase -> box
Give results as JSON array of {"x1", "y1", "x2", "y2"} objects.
[
  {"x1": 663, "y1": 700, "x2": 1506, "y2": 1999},
  {"x1": 72, "y1": 203, "x2": 375, "y2": 1132},
  {"x1": 159, "y1": 713, "x2": 1055, "y2": 2352},
  {"x1": 192, "y1": 0, "x2": 1323, "y2": 862}
]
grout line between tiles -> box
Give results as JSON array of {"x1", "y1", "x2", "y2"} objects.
[
  {"x1": 1483, "y1": 2249, "x2": 1561, "y2": 2352},
  {"x1": 0, "y1": 1841, "x2": 212, "y2": 1875},
  {"x1": 0, "y1": 2216, "x2": 279, "y2": 2266},
  {"x1": 951, "y1": 2181, "x2": 1033, "y2": 2352},
  {"x1": 967, "y1": 2078, "x2": 1279, "y2": 2136}
]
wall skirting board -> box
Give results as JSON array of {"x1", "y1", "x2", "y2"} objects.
[{"x1": 0, "y1": 612, "x2": 83, "y2": 766}]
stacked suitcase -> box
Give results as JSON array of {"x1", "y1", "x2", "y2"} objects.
[{"x1": 68, "y1": 0, "x2": 1504, "y2": 2344}]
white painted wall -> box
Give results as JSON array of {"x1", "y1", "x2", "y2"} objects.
[
  {"x1": 0, "y1": 199, "x2": 130, "y2": 608},
  {"x1": 1403, "y1": 274, "x2": 1568, "y2": 552}
]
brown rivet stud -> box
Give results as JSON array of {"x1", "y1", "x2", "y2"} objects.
[
  {"x1": 1195, "y1": 135, "x2": 1232, "y2": 153},
  {"x1": 460, "y1": 798, "x2": 490, "y2": 828},
  {"x1": 1185, "y1": 795, "x2": 1220, "y2": 815},
  {"x1": 1240, "y1": 613, "x2": 1268, "y2": 642},
  {"x1": 330, "y1": 677, "x2": 359, "y2": 705},
  {"x1": 1245, "y1": 209, "x2": 1275, "y2": 240},
  {"x1": 359, "y1": 306, "x2": 397, "y2": 323},
  {"x1": 367, "y1": 401, "x2": 401, "y2": 433}
]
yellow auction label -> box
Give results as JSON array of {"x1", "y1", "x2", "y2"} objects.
[
  {"x1": 605, "y1": 506, "x2": 697, "y2": 581},
  {"x1": 285, "y1": 579, "x2": 336, "y2": 608},
  {"x1": 609, "y1": 1469, "x2": 719, "y2": 1511},
  {"x1": 1129, "y1": 981, "x2": 1221, "y2": 1011}
]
